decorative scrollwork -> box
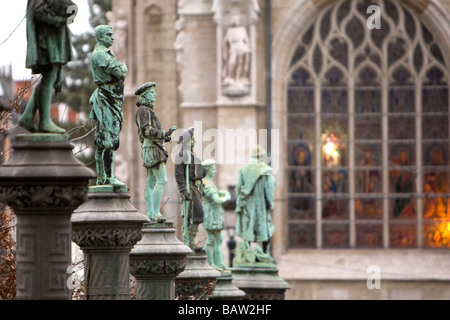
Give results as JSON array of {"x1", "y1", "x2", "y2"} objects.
[
  {"x1": 130, "y1": 258, "x2": 187, "y2": 277},
  {"x1": 0, "y1": 185, "x2": 88, "y2": 209},
  {"x1": 72, "y1": 227, "x2": 142, "y2": 248}
]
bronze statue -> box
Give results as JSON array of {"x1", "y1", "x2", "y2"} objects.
[
  {"x1": 135, "y1": 82, "x2": 176, "y2": 222},
  {"x1": 202, "y1": 159, "x2": 231, "y2": 271},
  {"x1": 89, "y1": 25, "x2": 128, "y2": 188},
  {"x1": 18, "y1": 0, "x2": 77, "y2": 133},
  {"x1": 175, "y1": 127, "x2": 206, "y2": 249}
]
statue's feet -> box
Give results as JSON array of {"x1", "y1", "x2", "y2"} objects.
[
  {"x1": 106, "y1": 176, "x2": 126, "y2": 187},
  {"x1": 154, "y1": 213, "x2": 166, "y2": 223},
  {"x1": 18, "y1": 116, "x2": 37, "y2": 132},
  {"x1": 38, "y1": 121, "x2": 66, "y2": 134}
]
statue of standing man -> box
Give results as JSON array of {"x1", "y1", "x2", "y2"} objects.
[
  {"x1": 135, "y1": 82, "x2": 177, "y2": 222},
  {"x1": 19, "y1": 0, "x2": 77, "y2": 133},
  {"x1": 235, "y1": 146, "x2": 275, "y2": 256},
  {"x1": 202, "y1": 159, "x2": 231, "y2": 271},
  {"x1": 89, "y1": 25, "x2": 128, "y2": 188},
  {"x1": 175, "y1": 127, "x2": 206, "y2": 250}
]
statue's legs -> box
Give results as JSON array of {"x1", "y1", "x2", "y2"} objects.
[
  {"x1": 205, "y1": 232, "x2": 215, "y2": 267},
  {"x1": 19, "y1": 65, "x2": 66, "y2": 133},
  {"x1": 145, "y1": 164, "x2": 167, "y2": 222},
  {"x1": 37, "y1": 65, "x2": 66, "y2": 133},
  {"x1": 262, "y1": 240, "x2": 271, "y2": 254},
  {"x1": 188, "y1": 222, "x2": 199, "y2": 250},
  {"x1": 213, "y1": 231, "x2": 228, "y2": 269},
  {"x1": 206, "y1": 230, "x2": 228, "y2": 270},
  {"x1": 98, "y1": 149, "x2": 126, "y2": 187},
  {"x1": 18, "y1": 88, "x2": 38, "y2": 132},
  {"x1": 95, "y1": 148, "x2": 106, "y2": 185}
]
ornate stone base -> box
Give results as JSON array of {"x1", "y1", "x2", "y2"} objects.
[
  {"x1": 0, "y1": 134, "x2": 95, "y2": 300},
  {"x1": 175, "y1": 248, "x2": 221, "y2": 300},
  {"x1": 212, "y1": 272, "x2": 246, "y2": 300},
  {"x1": 231, "y1": 266, "x2": 291, "y2": 300},
  {"x1": 130, "y1": 222, "x2": 192, "y2": 300},
  {"x1": 71, "y1": 189, "x2": 148, "y2": 300}
]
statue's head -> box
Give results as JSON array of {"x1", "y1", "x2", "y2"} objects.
[
  {"x1": 202, "y1": 159, "x2": 216, "y2": 176},
  {"x1": 178, "y1": 127, "x2": 195, "y2": 149},
  {"x1": 135, "y1": 82, "x2": 156, "y2": 107},
  {"x1": 94, "y1": 25, "x2": 114, "y2": 48},
  {"x1": 251, "y1": 145, "x2": 266, "y2": 160}
]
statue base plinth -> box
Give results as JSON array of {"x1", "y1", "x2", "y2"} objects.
[
  {"x1": 231, "y1": 265, "x2": 290, "y2": 300},
  {"x1": 175, "y1": 248, "x2": 221, "y2": 300},
  {"x1": 71, "y1": 191, "x2": 148, "y2": 300},
  {"x1": 0, "y1": 133, "x2": 95, "y2": 300},
  {"x1": 212, "y1": 272, "x2": 246, "y2": 300},
  {"x1": 130, "y1": 221, "x2": 192, "y2": 300}
]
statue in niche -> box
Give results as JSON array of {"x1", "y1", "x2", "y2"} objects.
[
  {"x1": 222, "y1": 14, "x2": 251, "y2": 95},
  {"x1": 89, "y1": 25, "x2": 128, "y2": 188},
  {"x1": 201, "y1": 159, "x2": 231, "y2": 271},
  {"x1": 175, "y1": 127, "x2": 206, "y2": 249},
  {"x1": 234, "y1": 146, "x2": 276, "y2": 265},
  {"x1": 135, "y1": 82, "x2": 177, "y2": 222},
  {"x1": 19, "y1": 0, "x2": 77, "y2": 133}
]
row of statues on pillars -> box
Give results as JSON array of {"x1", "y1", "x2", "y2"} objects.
[{"x1": 10, "y1": 0, "x2": 286, "y2": 300}]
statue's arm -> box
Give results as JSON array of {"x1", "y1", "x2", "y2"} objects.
[
  {"x1": 143, "y1": 113, "x2": 165, "y2": 140},
  {"x1": 33, "y1": 0, "x2": 67, "y2": 27},
  {"x1": 109, "y1": 62, "x2": 128, "y2": 81},
  {"x1": 93, "y1": 50, "x2": 128, "y2": 81},
  {"x1": 175, "y1": 163, "x2": 187, "y2": 194}
]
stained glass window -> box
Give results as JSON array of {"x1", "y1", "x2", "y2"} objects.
[{"x1": 287, "y1": 0, "x2": 450, "y2": 249}]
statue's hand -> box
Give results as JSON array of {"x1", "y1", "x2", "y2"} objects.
[
  {"x1": 182, "y1": 190, "x2": 192, "y2": 201},
  {"x1": 166, "y1": 126, "x2": 177, "y2": 137}
]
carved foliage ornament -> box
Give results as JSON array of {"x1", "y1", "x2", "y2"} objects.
[
  {"x1": 130, "y1": 258, "x2": 187, "y2": 277},
  {"x1": 72, "y1": 227, "x2": 142, "y2": 248},
  {"x1": 0, "y1": 185, "x2": 88, "y2": 209}
]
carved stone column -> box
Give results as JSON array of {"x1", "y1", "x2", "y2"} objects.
[
  {"x1": 175, "y1": 248, "x2": 221, "y2": 300},
  {"x1": 0, "y1": 134, "x2": 95, "y2": 300},
  {"x1": 129, "y1": 222, "x2": 192, "y2": 300},
  {"x1": 71, "y1": 189, "x2": 148, "y2": 300}
]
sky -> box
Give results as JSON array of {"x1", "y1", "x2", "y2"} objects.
[{"x1": 0, "y1": 0, "x2": 92, "y2": 81}]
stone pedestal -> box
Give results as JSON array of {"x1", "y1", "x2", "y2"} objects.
[
  {"x1": 0, "y1": 134, "x2": 95, "y2": 300},
  {"x1": 231, "y1": 266, "x2": 291, "y2": 300},
  {"x1": 129, "y1": 221, "x2": 192, "y2": 300},
  {"x1": 175, "y1": 248, "x2": 221, "y2": 300},
  {"x1": 212, "y1": 272, "x2": 245, "y2": 300},
  {"x1": 71, "y1": 189, "x2": 148, "y2": 300}
]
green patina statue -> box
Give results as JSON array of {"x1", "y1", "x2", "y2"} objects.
[
  {"x1": 201, "y1": 159, "x2": 231, "y2": 271},
  {"x1": 234, "y1": 145, "x2": 276, "y2": 265},
  {"x1": 18, "y1": 0, "x2": 77, "y2": 134},
  {"x1": 175, "y1": 127, "x2": 206, "y2": 250},
  {"x1": 89, "y1": 25, "x2": 128, "y2": 188},
  {"x1": 135, "y1": 82, "x2": 177, "y2": 222}
]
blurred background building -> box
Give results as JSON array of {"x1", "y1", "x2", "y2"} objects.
[
  {"x1": 4, "y1": 0, "x2": 449, "y2": 300},
  {"x1": 108, "y1": 0, "x2": 450, "y2": 299}
]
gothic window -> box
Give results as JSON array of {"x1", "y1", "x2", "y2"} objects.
[{"x1": 287, "y1": 0, "x2": 450, "y2": 249}]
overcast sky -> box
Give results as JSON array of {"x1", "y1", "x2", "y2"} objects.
[{"x1": 0, "y1": 0, "x2": 92, "y2": 80}]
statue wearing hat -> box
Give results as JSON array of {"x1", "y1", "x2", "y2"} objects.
[
  {"x1": 175, "y1": 127, "x2": 206, "y2": 249},
  {"x1": 135, "y1": 82, "x2": 177, "y2": 222},
  {"x1": 235, "y1": 145, "x2": 275, "y2": 257},
  {"x1": 202, "y1": 159, "x2": 231, "y2": 271},
  {"x1": 89, "y1": 25, "x2": 128, "y2": 188}
]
